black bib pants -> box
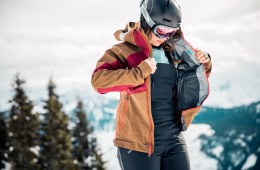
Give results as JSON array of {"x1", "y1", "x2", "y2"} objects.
[{"x1": 117, "y1": 64, "x2": 190, "y2": 170}]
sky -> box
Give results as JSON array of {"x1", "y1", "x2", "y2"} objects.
[{"x1": 0, "y1": 0, "x2": 260, "y2": 111}]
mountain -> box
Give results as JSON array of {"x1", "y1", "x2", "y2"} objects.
[
  {"x1": 60, "y1": 85, "x2": 119, "y2": 132},
  {"x1": 1, "y1": 86, "x2": 259, "y2": 169},
  {"x1": 193, "y1": 101, "x2": 260, "y2": 170}
]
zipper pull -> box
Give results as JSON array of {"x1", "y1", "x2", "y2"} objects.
[
  {"x1": 148, "y1": 145, "x2": 152, "y2": 157},
  {"x1": 152, "y1": 78, "x2": 155, "y2": 87}
]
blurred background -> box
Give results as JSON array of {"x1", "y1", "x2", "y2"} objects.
[{"x1": 0, "y1": 0, "x2": 260, "y2": 169}]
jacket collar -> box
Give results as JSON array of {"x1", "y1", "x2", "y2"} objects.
[{"x1": 114, "y1": 22, "x2": 153, "y2": 58}]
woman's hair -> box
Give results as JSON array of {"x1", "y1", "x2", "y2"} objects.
[{"x1": 140, "y1": 15, "x2": 152, "y2": 37}]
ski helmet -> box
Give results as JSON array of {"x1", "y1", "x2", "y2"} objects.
[{"x1": 140, "y1": 0, "x2": 182, "y2": 29}]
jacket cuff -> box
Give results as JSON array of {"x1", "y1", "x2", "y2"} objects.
[{"x1": 137, "y1": 60, "x2": 152, "y2": 78}]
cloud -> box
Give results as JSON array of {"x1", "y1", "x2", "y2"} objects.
[
  {"x1": 183, "y1": 10, "x2": 260, "y2": 69},
  {"x1": 0, "y1": 0, "x2": 260, "y2": 109},
  {"x1": 0, "y1": 0, "x2": 140, "y2": 29},
  {"x1": 178, "y1": 0, "x2": 260, "y2": 24}
]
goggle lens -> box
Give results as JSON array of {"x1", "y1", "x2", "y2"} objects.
[{"x1": 153, "y1": 26, "x2": 179, "y2": 39}]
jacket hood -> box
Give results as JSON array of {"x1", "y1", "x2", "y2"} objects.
[{"x1": 114, "y1": 22, "x2": 153, "y2": 57}]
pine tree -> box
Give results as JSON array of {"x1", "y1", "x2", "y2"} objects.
[
  {"x1": 72, "y1": 100, "x2": 106, "y2": 170},
  {"x1": 89, "y1": 136, "x2": 106, "y2": 170},
  {"x1": 8, "y1": 74, "x2": 40, "y2": 170},
  {"x1": 72, "y1": 100, "x2": 91, "y2": 169},
  {"x1": 0, "y1": 113, "x2": 8, "y2": 169},
  {"x1": 39, "y1": 79, "x2": 75, "y2": 170}
]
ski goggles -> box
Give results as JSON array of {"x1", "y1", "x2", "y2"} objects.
[
  {"x1": 140, "y1": 4, "x2": 179, "y2": 39},
  {"x1": 152, "y1": 25, "x2": 179, "y2": 39}
]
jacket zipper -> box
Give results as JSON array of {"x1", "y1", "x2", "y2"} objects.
[
  {"x1": 178, "y1": 78, "x2": 187, "y2": 131},
  {"x1": 146, "y1": 78, "x2": 153, "y2": 157},
  {"x1": 151, "y1": 77, "x2": 155, "y2": 87}
]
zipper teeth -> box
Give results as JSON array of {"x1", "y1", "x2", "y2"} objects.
[
  {"x1": 179, "y1": 79, "x2": 187, "y2": 131},
  {"x1": 146, "y1": 78, "x2": 153, "y2": 157}
]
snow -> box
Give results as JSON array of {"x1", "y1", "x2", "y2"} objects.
[
  {"x1": 183, "y1": 124, "x2": 217, "y2": 169},
  {"x1": 234, "y1": 139, "x2": 247, "y2": 147},
  {"x1": 12, "y1": 115, "x2": 17, "y2": 120},
  {"x1": 29, "y1": 146, "x2": 40, "y2": 156},
  {"x1": 103, "y1": 107, "x2": 116, "y2": 115},
  {"x1": 3, "y1": 162, "x2": 11, "y2": 170},
  {"x1": 256, "y1": 103, "x2": 260, "y2": 114},
  {"x1": 92, "y1": 108, "x2": 103, "y2": 122},
  {"x1": 242, "y1": 154, "x2": 257, "y2": 170},
  {"x1": 73, "y1": 159, "x2": 78, "y2": 164},
  {"x1": 212, "y1": 145, "x2": 224, "y2": 158},
  {"x1": 95, "y1": 124, "x2": 217, "y2": 170},
  {"x1": 9, "y1": 147, "x2": 13, "y2": 152},
  {"x1": 95, "y1": 131, "x2": 120, "y2": 170},
  {"x1": 246, "y1": 134, "x2": 255, "y2": 141}
]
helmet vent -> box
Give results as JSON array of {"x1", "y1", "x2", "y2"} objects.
[{"x1": 163, "y1": 18, "x2": 171, "y2": 23}]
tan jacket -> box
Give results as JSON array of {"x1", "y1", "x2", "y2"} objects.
[{"x1": 91, "y1": 22, "x2": 212, "y2": 157}]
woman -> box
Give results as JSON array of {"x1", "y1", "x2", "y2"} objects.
[{"x1": 91, "y1": 0, "x2": 212, "y2": 169}]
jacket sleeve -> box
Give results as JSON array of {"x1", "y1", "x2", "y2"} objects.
[{"x1": 91, "y1": 46, "x2": 152, "y2": 94}]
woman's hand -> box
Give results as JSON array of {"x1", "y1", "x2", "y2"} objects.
[
  {"x1": 195, "y1": 48, "x2": 210, "y2": 64},
  {"x1": 144, "y1": 58, "x2": 157, "y2": 74}
]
